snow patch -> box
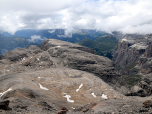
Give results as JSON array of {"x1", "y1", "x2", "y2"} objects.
[
  {"x1": 71, "y1": 107, "x2": 75, "y2": 109},
  {"x1": 76, "y1": 83, "x2": 83, "y2": 92},
  {"x1": 63, "y1": 95, "x2": 74, "y2": 103},
  {"x1": 39, "y1": 83, "x2": 49, "y2": 90},
  {"x1": 69, "y1": 74, "x2": 73, "y2": 77},
  {"x1": 57, "y1": 46, "x2": 61, "y2": 47},
  {"x1": 22, "y1": 58, "x2": 25, "y2": 61},
  {"x1": 0, "y1": 88, "x2": 12, "y2": 97},
  {"x1": 101, "y1": 94, "x2": 108, "y2": 99},
  {"x1": 91, "y1": 93, "x2": 96, "y2": 97}
]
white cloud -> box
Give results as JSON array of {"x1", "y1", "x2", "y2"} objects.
[
  {"x1": 48, "y1": 29, "x2": 55, "y2": 33},
  {"x1": 29, "y1": 35, "x2": 46, "y2": 43},
  {"x1": 0, "y1": 0, "x2": 152, "y2": 34}
]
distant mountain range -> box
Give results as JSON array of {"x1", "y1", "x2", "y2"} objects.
[
  {"x1": 0, "y1": 29, "x2": 110, "y2": 55},
  {"x1": 2, "y1": 29, "x2": 109, "y2": 43}
]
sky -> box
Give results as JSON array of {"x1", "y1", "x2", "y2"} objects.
[{"x1": 0, "y1": 0, "x2": 152, "y2": 35}]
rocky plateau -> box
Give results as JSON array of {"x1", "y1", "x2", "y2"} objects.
[{"x1": 0, "y1": 38, "x2": 151, "y2": 113}]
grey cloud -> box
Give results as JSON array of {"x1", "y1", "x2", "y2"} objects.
[{"x1": 0, "y1": 0, "x2": 152, "y2": 35}]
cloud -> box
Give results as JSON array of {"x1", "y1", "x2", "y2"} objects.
[
  {"x1": 0, "y1": 0, "x2": 152, "y2": 34},
  {"x1": 28, "y1": 35, "x2": 46, "y2": 43},
  {"x1": 57, "y1": 28, "x2": 73, "y2": 38},
  {"x1": 48, "y1": 30, "x2": 55, "y2": 33}
]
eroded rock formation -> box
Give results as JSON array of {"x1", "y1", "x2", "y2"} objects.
[{"x1": 113, "y1": 34, "x2": 152, "y2": 97}]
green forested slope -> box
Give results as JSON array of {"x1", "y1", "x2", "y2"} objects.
[{"x1": 77, "y1": 35, "x2": 118, "y2": 59}]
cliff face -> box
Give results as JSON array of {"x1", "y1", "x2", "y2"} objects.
[
  {"x1": 113, "y1": 34, "x2": 152, "y2": 97},
  {"x1": 0, "y1": 39, "x2": 129, "y2": 113},
  {"x1": 113, "y1": 34, "x2": 152, "y2": 69}
]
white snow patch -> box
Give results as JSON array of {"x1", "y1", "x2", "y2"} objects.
[
  {"x1": 22, "y1": 58, "x2": 25, "y2": 61},
  {"x1": 91, "y1": 93, "x2": 96, "y2": 97},
  {"x1": 69, "y1": 74, "x2": 72, "y2": 77},
  {"x1": 76, "y1": 83, "x2": 83, "y2": 92},
  {"x1": 101, "y1": 94, "x2": 108, "y2": 99},
  {"x1": 39, "y1": 83, "x2": 49, "y2": 90},
  {"x1": 63, "y1": 95, "x2": 74, "y2": 103},
  {"x1": 57, "y1": 46, "x2": 61, "y2": 47},
  {"x1": 71, "y1": 107, "x2": 75, "y2": 109},
  {"x1": 0, "y1": 88, "x2": 12, "y2": 97},
  {"x1": 38, "y1": 77, "x2": 41, "y2": 79},
  {"x1": 6, "y1": 70, "x2": 10, "y2": 72},
  {"x1": 37, "y1": 58, "x2": 40, "y2": 61}
]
